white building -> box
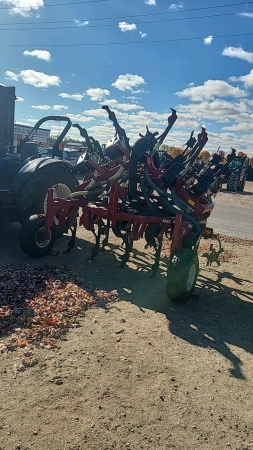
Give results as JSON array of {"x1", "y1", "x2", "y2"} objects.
[{"x1": 14, "y1": 123, "x2": 50, "y2": 149}]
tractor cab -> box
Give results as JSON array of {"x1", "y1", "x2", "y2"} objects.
[
  {"x1": 0, "y1": 112, "x2": 78, "y2": 223},
  {"x1": 0, "y1": 116, "x2": 72, "y2": 191},
  {"x1": 228, "y1": 156, "x2": 245, "y2": 171}
]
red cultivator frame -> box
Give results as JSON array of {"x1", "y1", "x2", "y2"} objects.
[{"x1": 19, "y1": 106, "x2": 231, "y2": 303}]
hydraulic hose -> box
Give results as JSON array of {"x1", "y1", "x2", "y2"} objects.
[
  {"x1": 69, "y1": 157, "x2": 129, "y2": 199},
  {"x1": 144, "y1": 165, "x2": 201, "y2": 234},
  {"x1": 170, "y1": 184, "x2": 195, "y2": 215},
  {"x1": 144, "y1": 166, "x2": 176, "y2": 214},
  {"x1": 82, "y1": 169, "x2": 99, "y2": 191},
  {"x1": 184, "y1": 142, "x2": 201, "y2": 166},
  {"x1": 170, "y1": 185, "x2": 201, "y2": 234},
  {"x1": 68, "y1": 173, "x2": 129, "y2": 200},
  {"x1": 68, "y1": 184, "x2": 110, "y2": 199},
  {"x1": 102, "y1": 105, "x2": 130, "y2": 152},
  {"x1": 76, "y1": 154, "x2": 129, "y2": 194},
  {"x1": 139, "y1": 177, "x2": 155, "y2": 211},
  {"x1": 156, "y1": 108, "x2": 177, "y2": 144},
  {"x1": 108, "y1": 154, "x2": 128, "y2": 182},
  {"x1": 179, "y1": 145, "x2": 206, "y2": 180}
]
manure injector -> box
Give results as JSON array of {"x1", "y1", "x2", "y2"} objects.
[{"x1": 19, "y1": 106, "x2": 233, "y2": 303}]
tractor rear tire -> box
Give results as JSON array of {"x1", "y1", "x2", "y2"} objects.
[
  {"x1": 18, "y1": 163, "x2": 76, "y2": 224},
  {"x1": 227, "y1": 172, "x2": 239, "y2": 192},
  {"x1": 166, "y1": 248, "x2": 199, "y2": 303},
  {"x1": 19, "y1": 214, "x2": 57, "y2": 257},
  {"x1": 237, "y1": 178, "x2": 245, "y2": 192}
]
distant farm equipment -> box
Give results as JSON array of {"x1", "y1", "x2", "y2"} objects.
[{"x1": 218, "y1": 150, "x2": 249, "y2": 192}]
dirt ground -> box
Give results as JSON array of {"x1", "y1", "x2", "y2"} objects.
[
  {"x1": 213, "y1": 181, "x2": 253, "y2": 208},
  {"x1": 0, "y1": 183, "x2": 253, "y2": 450}
]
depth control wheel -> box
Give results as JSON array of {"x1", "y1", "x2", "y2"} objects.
[
  {"x1": 166, "y1": 248, "x2": 199, "y2": 303},
  {"x1": 19, "y1": 214, "x2": 57, "y2": 257}
]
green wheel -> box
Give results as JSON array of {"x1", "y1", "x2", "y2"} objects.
[{"x1": 166, "y1": 248, "x2": 199, "y2": 303}]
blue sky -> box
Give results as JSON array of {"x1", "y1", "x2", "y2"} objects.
[{"x1": 1, "y1": 0, "x2": 253, "y2": 155}]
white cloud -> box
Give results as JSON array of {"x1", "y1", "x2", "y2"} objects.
[
  {"x1": 59, "y1": 92, "x2": 84, "y2": 101},
  {"x1": 74, "y1": 19, "x2": 89, "y2": 27},
  {"x1": 112, "y1": 73, "x2": 146, "y2": 92},
  {"x1": 86, "y1": 88, "x2": 110, "y2": 101},
  {"x1": 131, "y1": 88, "x2": 146, "y2": 94},
  {"x1": 230, "y1": 69, "x2": 253, "y2": 88},
  {"x1": 139, "y1": 31, "x2": 147, "y2": 38},
  {"x1": 23, "y1": 70, "x2": 60, "y2": 88},
  {"x1": 21, "y1": 98, "x2": 253, "y2": 154},
  {"x1": 5, "y1": 69, "x2": 61, "y2": 88},
  {"x1": 204, "y1": 35, "x2": 213, "y2": 45},
  {"x1": 67, "y1": 114, "x2": 95, "y2": 124},
  {"x1": 246, "y1": 99, "x2": 253, "y2": 107},
  {"x1": 188, "y1": 82, "x2": 195, "y2": 86},
  {"x1": 176, "y1": 100, "x2": 250, "y2": 123},
  {"x1": 222, "y1": 46, "x2": 253, "y2": 64},
  {"x1": 26, "y1": 118, "x2": 37, "y2": 123},
  {"x1": 176, "y1": 79, "x2": 247, "y2": 101},
  {"x1": 0, "y1": 0, "x2": 44, "y2": 17},
  {"x1": 5, "y1": 70, "x2": 19, "y2": 81},
  {"x1": 16, "y1": 97, "x2": 24, "y2": 102},
  {"x1": 169, "y1": 2, "x2": 183, "y2": 11},
  {"x1": 118, "y1": 22, "x2": 137, "y2": 32},
  {"x1": 81, "y1": 107, "x2": 197, "y2": 132},
  {"x1": 100, "y1": 98, "x2": 143, "y2": 111},
  {"x1": 237, "y1": 12, "x2": 253, "y2": 19},
  {"x1": 31, "y1": 104, "x2": 68, "y2": 111},
  {"x1": 124, "y1": 95, "x2": 140, "y2": 101},
  {"x1": 23, "y1": 49, "x2": 51, "y2": 61},
  {"x1": 222, "y1": 122, "x2": 253, "y2": 132},
  {"x1": 31, "y1": 104, "x2": 50, "y2": 110},
  {"x1": 64, "y1": 102, "x2": 253, "y2": 155},
  {"x1": 145, "y1": 0, "x2": 156, "y2": 5},
  {"x1": 175, "y1": 98, "x2": 253, "y2": 139},
  {"x1": 52, "y1": 104, "x2": 68, "y2": 111}
]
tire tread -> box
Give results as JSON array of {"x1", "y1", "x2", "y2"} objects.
[
  {"x1": 166, "y1": 248, "x2": 199, "y2": 303},
  {"x1": 19, "y1": 214, "x2": 56, "y2": 257}
]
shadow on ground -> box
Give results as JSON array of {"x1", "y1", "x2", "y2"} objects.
[
  {"x1": 1, "y1": 223, "x2": 253, "y2": 380},
  {"x1": 67, "y1": 235, "x2": 253, "y2": 381},
  {"x1": 220, "y1": 188, "x2": 253, "y2": 196},
  {"x1": 165, "y1": 268, "x2": 253, "y2": 380}
]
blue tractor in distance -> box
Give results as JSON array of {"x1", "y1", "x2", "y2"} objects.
[{"x1": 219, "y1": 150, "x2": 249, "y2": 192}]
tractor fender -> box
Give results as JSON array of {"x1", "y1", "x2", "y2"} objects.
[{"x1": 10, "y1": 158, "x2": 73, "y2": 197}]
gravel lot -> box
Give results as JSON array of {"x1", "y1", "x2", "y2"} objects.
[{"x1": 0, "y1": 182, "x2": 253, "y2": 450}]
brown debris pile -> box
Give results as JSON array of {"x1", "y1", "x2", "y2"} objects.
[
  {"x1": 218, "y1": 234, "x2": 253, "y2": 246},
  {"x1": 0, "y1": 264, "x2": 121, "y2": 350},
  {"x1": 162, "y1": 234, "x2": 243, "y2": 263},
  {"x1": 198, "y1": 240, "x2": 236, "y2": 263}
]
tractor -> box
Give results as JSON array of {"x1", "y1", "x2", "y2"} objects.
[
  {"x1": 219, "y1": 150, "x2": 249, "y2": 192},
  {"x1": 0, "y1": 85, "x2": 78, "y2": 225},
  {"x1": 19, "y1": 106, "x2": 234, "y2": 303},
  {"x1": 248, "y1": 158, "x2": 253, "y2": 181}
]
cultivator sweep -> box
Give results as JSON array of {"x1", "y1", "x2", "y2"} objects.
[{"x1": 19, "y1": 106, "x2": 234, "y2": 303}]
